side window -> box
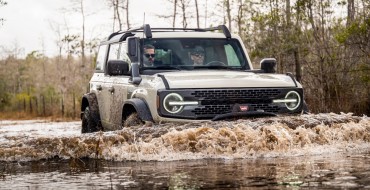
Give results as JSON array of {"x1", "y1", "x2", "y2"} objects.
[
  {"x1": 95, "y1": 45, "x2": 107, "y2": 71},
  {"x1": 119, "y1": 42, "x2": 131, "y2": 64},
  {"x1": 108, "y1": 43, "x2": 120, "y2": 60}
]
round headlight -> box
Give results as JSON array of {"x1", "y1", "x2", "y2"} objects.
[
  {"x1": 285, "y1": 91, "x2": 301, "y2": 111},
  {"x1": 163, "y1": 93, "x2": 184, "y2": 114}
]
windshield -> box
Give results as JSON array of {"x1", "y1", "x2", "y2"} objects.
[{"x1": 140, "y1": 38, "x2": 249, "y2": 70}]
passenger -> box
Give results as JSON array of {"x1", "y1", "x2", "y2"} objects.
[{"x1": 190, "y1": 46, "x2": 205, "y2": 66}]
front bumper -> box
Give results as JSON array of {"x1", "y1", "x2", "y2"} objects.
[{"x1": 157, "y1": 88, "x2": 304, "y2": 120}]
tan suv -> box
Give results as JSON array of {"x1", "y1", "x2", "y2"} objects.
[{"x1": 81, "y1": 24, "x2": 307, "y2": 133}]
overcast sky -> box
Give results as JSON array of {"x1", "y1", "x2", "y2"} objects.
[{"x1": 0, "y1": 0, "x2": 176, "y2": 57}]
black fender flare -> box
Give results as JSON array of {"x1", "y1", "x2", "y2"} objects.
[
  {"x1": 81, "y1": 93, "x2": 101, "y2": 122},
  {"x1": 123, "y1": 98, "x2": 153, "y2": 122}
]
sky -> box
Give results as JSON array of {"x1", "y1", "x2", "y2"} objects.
[{"x1": 0, "y1": 0, "x2": 174, "y2": 57}]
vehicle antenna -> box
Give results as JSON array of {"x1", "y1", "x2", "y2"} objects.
[{"x1": 143, "y1": 12, "x2": 146, "y2": 38}]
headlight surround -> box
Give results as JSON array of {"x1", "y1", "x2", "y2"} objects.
[
  {"x1": 284, "y1": 91, "x2": 301, "y2": 111},
  {"x1": 163, "y1": 93, "x2": 184, "y2": 114}
]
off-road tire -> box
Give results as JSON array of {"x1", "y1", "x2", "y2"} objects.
[
  {"x1": 81, "y1": 107, "x2": 100, "y2": 133},
  {"x1": 123, "y1": 112, "x2": 144, "y2": 127}
]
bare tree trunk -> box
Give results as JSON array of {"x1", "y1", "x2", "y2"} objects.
[
  {"x1": 237, "y1": 0, "x2": 243, "y2": 36},
  {"x1": 347, "y1": 0, "x2": 355, "y2": 26},
  {"x1": 180, "y1": 0, "x2": 187, "y2": 28},
  {"x1": 112, "y1": 0, "x2": 116, "y2": 31},
  {"x1": 29, "y1": 97, "x2": 32, "y2": 114},
  {"x1": 173, "y1": 0, "x2": 177, "y2": 27},
  {"x1": 115, "y1": 0, "x2": 122, "y2": 30},
  {"x1": 61, "y1": 94, "x2": 64, "y2": 117},
  {"x1": 294, "y1": 50, "x2": 301, "y2": 82},
  {"x1": 42, "y1": 95, "x2": 45, "y2": 116},
  {"x1": 80, "y1": 0, "x2": 86, "y2": 67},
  {"x1": 286, "y1": 0, "x2": 291, "y2": 26},
  {"x1": 126, "y1": 0, "x2": 130, "y2": 29},
  {"x1": 195, "y1": 0, "x2": 200, "y2": 28},
  {"x1": 109, "y1": 0, "x2": 122, "y2": 31},
  {"x1": 73, "y1": 92, "x2": 76, "y2": 119},
  {"x1": 225, "y1": 0, "x2": 232, "y2": 32}
]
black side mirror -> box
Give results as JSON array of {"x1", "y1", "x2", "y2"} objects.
[
  {"x1": 107, "y1": 60, "x2": 130, "y2": 76},
  {"x1": 129, "y1": 62, "x2": 142, "y2": 85},
  {"x1": 127, "y1": 37, "x2": 139, "y2": 62},
  {"x1": 260, "y1": 58, "x2": 277, "y2": 73}
]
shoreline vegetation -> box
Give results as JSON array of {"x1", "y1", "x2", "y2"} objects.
[{"x1": 0, "y1": 1, "x2": 369, "y2": 119}]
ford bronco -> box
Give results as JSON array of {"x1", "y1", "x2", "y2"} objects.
[{"x1": 81, "y1": 24, "x2": 307, "y2": 133}]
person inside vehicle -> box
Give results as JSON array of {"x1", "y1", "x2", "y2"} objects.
[
  {"x1": 190, "y1": 46, "x2": 205, "y2": 66},
  {"x1": 143, "y1": 44, "x2": 156, "y2": 66}
]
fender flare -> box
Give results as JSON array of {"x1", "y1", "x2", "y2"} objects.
[{"x1": 123, "y1": 98, "x2": 153, "y2": 122}]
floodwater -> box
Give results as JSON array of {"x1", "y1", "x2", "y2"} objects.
[{"x1": 0, "y1": 113, "x2": 369, "y2": 189}]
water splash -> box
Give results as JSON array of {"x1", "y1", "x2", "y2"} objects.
[{"x1": 0, "y1": 113, "x2": 369, "y2": 162}]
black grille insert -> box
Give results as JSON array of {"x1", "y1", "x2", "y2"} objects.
[
  {"x1": 191, "y1": 89, "x2": 281, "y2": 100},
  {"x1": 189, "y1": 89, "x2": 284, "y2": 115}
]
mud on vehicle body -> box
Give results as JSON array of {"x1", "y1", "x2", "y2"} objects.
[{"x1": 81, "y1": 24, "x2": 307, "y2": 133}]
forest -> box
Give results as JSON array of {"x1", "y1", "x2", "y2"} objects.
[{"x1": 0, "y1": 0, "x2": 369, "y2": 119}]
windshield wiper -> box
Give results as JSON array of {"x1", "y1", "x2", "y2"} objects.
[
  {"x1": 193, "y1": 65, "x2": 239, "y2": 70},
  {"x1": 142, "y1": 65, "x2": 181, "y2": 70}
]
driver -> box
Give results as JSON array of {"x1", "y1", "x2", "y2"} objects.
[
  {"x1": 143, "y1": 44, "x2": 156, "y2": 66},
  {"x1": 190, "y1": 46, "x2": 205, "y2": 66}
]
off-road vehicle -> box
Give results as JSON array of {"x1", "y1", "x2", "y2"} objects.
[{"x1": 81, "y1": 24, "x2": 307, "y2": 133}]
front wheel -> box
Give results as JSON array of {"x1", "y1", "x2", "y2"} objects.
[
  {"x1": 81, "y1": 107, "x2": 101, "y2": 133},
  {"x1": 123, "y1": 112, "x2": 144, "y2": 127}
]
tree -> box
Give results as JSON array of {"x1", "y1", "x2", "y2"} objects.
[
  {"x1": 194, "y1": 0, "x2": 200, "y2": 28},
  {"x1": 107, "y1": 0, "x2": 130, "y2": 31},
  {"x1": 0, "y1": 0, "x2": 7, "y2": 26},
  {"x1": 224, "y1": 0, "x2": 232, "y2": 32}
]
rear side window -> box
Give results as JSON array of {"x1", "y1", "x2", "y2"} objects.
[
  {"x1": 108, "y1": 43, "x2": 121, "y2": 60},
  {"x1": 119, "y1": 42, "x2": 131, "y2": 63},
  {"x1": 95, "y1": 45, "x2": 107, "y2": 71}
]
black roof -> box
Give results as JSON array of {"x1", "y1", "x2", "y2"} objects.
[{"x1": 105, "y1": 24, "x2": 231, "y2": 43}]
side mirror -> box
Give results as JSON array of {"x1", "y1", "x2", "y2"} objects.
[
  {"x1": 129, "y1": 62, "x2": 142, "y2": 85},
  {"x1": 260, "y1": 58, "x2": 277, "y2": 73},
  {"x1": 107, "y1": 60, "x2": 129, "y2": 76},
  {"x1": 127, "y1": 37, "x2": 139, "y2": 62}
]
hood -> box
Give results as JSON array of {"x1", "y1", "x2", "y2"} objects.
[{"x1": 158, "y1": 70, "x2": 300, "y2": 89}]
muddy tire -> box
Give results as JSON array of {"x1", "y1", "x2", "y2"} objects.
[
  {"x1": 123, "y1": 112, "x2": 144, "y2": 127},
  {"x1": 81, "y1": 107, "x2": 100, "y2": 133}
]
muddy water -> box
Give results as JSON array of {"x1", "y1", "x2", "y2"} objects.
[{"x1": 0, "y1": 113, "x2": 369, "y2": 189}]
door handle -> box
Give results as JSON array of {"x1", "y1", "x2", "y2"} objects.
[
  {"x1": 96, "y1": 85, "x2": 102, "y2": 91},
  {"x1": 108, "y1": 87, "x2": 115, "y2": 93}
]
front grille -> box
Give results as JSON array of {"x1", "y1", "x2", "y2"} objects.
[
  {"x1": 158, "y1": 88, "x2": 298, "y2": 119},
  {"x1": 190, "y1": 89, "x2": 284, "y2": 116},
  {"x1": 250, "y1": 104, "x2": 280, "y2": 113},
  {"x1": 192, "y1": 104, "x2": 280, "y2": 115},
  {"x1": 193, "y1": 105, "x2": 231, "y2": 115},
  {"x1": 191, "y1": 89, "x2": 281, "y2": 99}
]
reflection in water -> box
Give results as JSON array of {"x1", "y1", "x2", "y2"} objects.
[{"x1": 1, "y1": 154, "x2": 370, "y2": 189}]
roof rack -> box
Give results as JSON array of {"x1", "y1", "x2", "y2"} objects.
[
  {"x1": 203, "y1": 25, "x2": 231, "y2": 38},
  {"x1": 107, "y1": 24, "x2": 232, "y2": 40}
]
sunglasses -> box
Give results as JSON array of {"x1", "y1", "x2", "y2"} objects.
[
  {"x1": 144, "y1": 53, "x2": 155, "y2": 58},
  {"x1": 191, "y1": 53, "x2": 204, "y2": 57}
]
